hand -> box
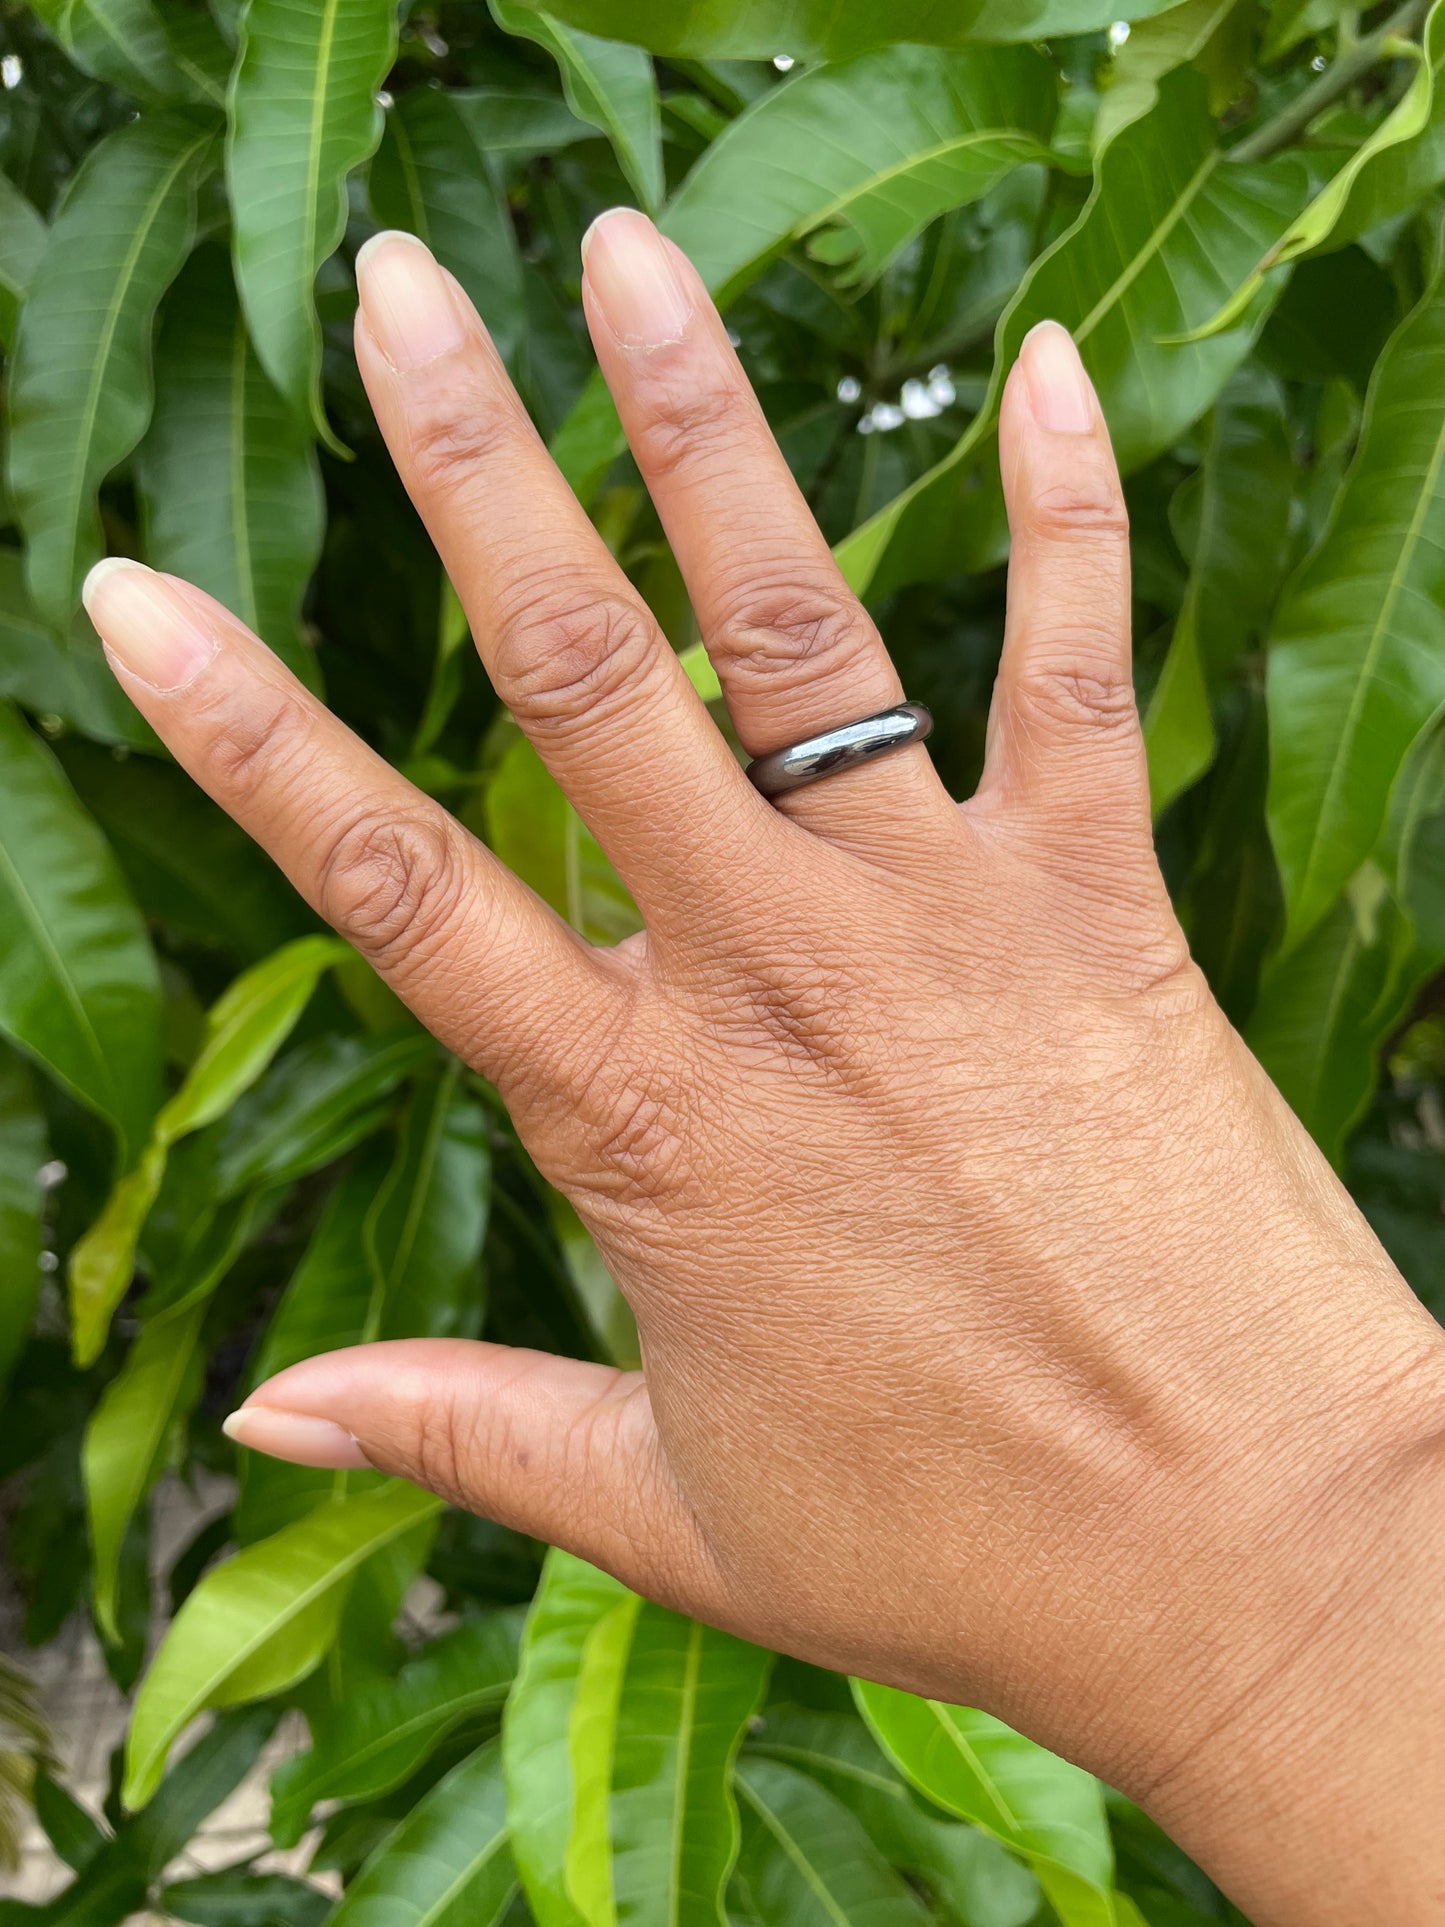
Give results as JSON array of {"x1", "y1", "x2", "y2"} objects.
[{"x1": 85, "y1": 211, "x2": 1445, "y2": 1925}]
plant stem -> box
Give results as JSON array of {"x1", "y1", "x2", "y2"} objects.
[{"x1": 1230, "y1": 0, "x2": 1429, "y2": 162}]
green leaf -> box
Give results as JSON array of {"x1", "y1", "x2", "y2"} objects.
[
  {"x1": 1145, "y1": 371, "x2": 1295, "y2": 813},
  {"x1": 68, "y1": 935, "x2": 347, "y2": 1366},
  {"x1": 270, "y1": 1610, "x2": 521, "y2": 1846},
  {"x1": 137, "y1": 242, "x2": 325, "y2": 690},
  {"x1": 33, "y1": 1772, "x2": 109, "y2": 1876},
  {"x1": 1094, "y1": 0, "x2": 1246, "y2": 150},
  {"x1": 6, "y1": 113, "x2": 215, "y2": 633},
  {"x1": 449, "y1": 87, "x2": 595, "y2": 156},
  {"x1": 662, "y1": 46, "x2": 1058, "y2": 304},
  {"x1": 27, "y1": 0, "x2": 223, "y2": 105},
  {"x1": 835, "y1": 70, "x2": 1309, "y2": 602},
  {"x1": 487, "y1": 0, "x2": 1181, "y2": 61},
  {"x1": 0, "y1": 553, "x2": 157, "y2": 751},
  {"x1": 84, "y1": 1299, "x2": 207, "y2": 1644},
  {"x1": 0, "y1": 1049, "x2": 45, "y2": 1391},
  {"x1": 487, "y1": 730, "x2": 642, "y2": 945},
  {"x1": 226, "y1": 0, "x2": 399, "y2": 447},
  {"x1": 0, "y1": 172, "x2": 46, "y2": 353},
  {"x1": 0, "y1": 701, "x2": 162, "y2": 1160},
  {"x1": 369, "y1": 90, "x2": 526, "y2": 371},
  {"x1": 328, "y1": 1739, "x2": 517, "y2": 1927},
  {"x1": 490, "y1": 0, "x2": 663, "y2": 213},
  {"x1": 157, "y1": 1870, "x2": 331, "y2": 1927},
  {"x1": 853, "y1": 1681, "x2": 1116, "y2": 1927},
  {"x1": 732, "y1": 1757, "x2": 932, "y2": 1927},
  {"x1": 1266, "y1": 266, "x2": 1445, "y2": 950},
  {"x1": 124, "y1": 1481, "x2": 445, "y2": 1809}
]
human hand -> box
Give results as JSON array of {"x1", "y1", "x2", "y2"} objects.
[{"x1": 84, "y1": 210, "x2": 1445, "y2": 1925}]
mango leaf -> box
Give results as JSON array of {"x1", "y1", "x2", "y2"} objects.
[
  {"x1": 270, "y1": 1611, "x2": 522, "y2": 1846},
  {"x1": 450, "y1": 87, "x2": 595, "y2": 156},
  {"x1": 84, "y1": 1298, "x2": 207, "y2": 1644},
  {"x1": 226, "y1": 0, "x2": 398, "y2": 447},
  {"x1": 1266, "y1": 267, "x2": 1445, "y2": 950},
  {"x1": 124, "y1": 1480, "x2": 444, "y2": 1809},
  {"x1": 6, "y1": 113, "x2": 215, "y2": 633},
  {"x1": 0, "y1": 1049, "x2": 45, "y2": 1391},
  {"x1": 369, "y1": 90, "x2": 526, "y2": 371},
  {"x1": 137, "y1": 242, "x2": 325, "y2": 691},
  {"x1": 487, "y1": 730, "x2": 642, "y2": 945},
  {"x1": 1145, "y1": 370, "x2": 1295, "y2": 813},
  {"x1": 663, "y1": 46, "x2": 1057, "y2": 304},
  {"x1": 490, "y1": 0, "x2": 1181, "y2": 61},
  {"x1": 0, "y1": 553, "x2": 156, "y2": 750},
  {"x1": 1094, "y1": 0, "x2": 1246, "y2": 150},
  {"x1": 68, "y1": 935, "x2": 348, "y2": 1366},
  {"x1": 158, "y1": 1871, "x2": 331, "y2": 1927},
  {"x1": 1200, "y1": 0, "x2": 1445, "y2": 336},
  {"x1": 853, "y1": 1681, "x2": 1116, "y2": 1927},
  {"x1": 0, "y1": 172, "x2": 45, "y2": 352},
  {"x1": 749, "y1": 1708, "x2": 1041, "y2": 1927},
  {"x1": 732, "y1": 1757, "x2": 932, "y2": 1927},
  {"x1": 490, "y1": 0, "x2": 663, "y2": 213},
  {"x1": 1264, "y1": 0, "x2": 1354, "y2": 57},
  {"x1": 0, "y1": 701, "x2": 162, "y2": 1161},
  {"x1": 327, "y1": 1740, "x2": 517, "y2": 1927},
  {"x1": 835, "y1": 70, "x2": 1309, "y2": 602},
  {"x1": 27, "y1": 0, "x2": 225, "y2": 105}
]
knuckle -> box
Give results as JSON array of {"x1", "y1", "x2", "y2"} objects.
[
  {"x1": 629, "y1": 378, "x2": 751, "y2": 484},
  {"x1": 1024, "y1": 474, "x2": 1130, "y2": 544},
  {"x1": 405, "y1": 385, "x2": 529, "y2": 495},
  {"x1": 1013, "y1": 659, "x2": 1139, "y2": 738},
  {"x1": 196, "y1": 684, "x2": 315, "y2": 807},
  {"x1": 493, "y1": 588, "x2": 665, "y2": 736},
  {"x1": 708, "y1": 576, "x2": 878, "y2": 700},
  {"x1": 315, "y1": 806, "x2": 466, "y2": 970}
]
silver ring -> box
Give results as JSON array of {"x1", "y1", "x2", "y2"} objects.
[{"x1": 745, "y1": 702, "x2": 933, "y2": 798}]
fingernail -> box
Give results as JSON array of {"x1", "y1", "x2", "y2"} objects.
[
  {"x1": 222, "y1": 1405, "x2": 372, "y2": 1470},
  {"x1": 82, "y1": 558, "x2": 218, "y2": 692},
  {"x1": 356, "y1": 230, "x2": 467, "y2": 370},
  {"x1": 1019, "y1": 321, "x2": 1096, "y2": 434},
  {"x1": 582, "y1": 207, "x2": 694, "y2": 348}
]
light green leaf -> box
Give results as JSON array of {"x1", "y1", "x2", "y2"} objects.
[
  {"x1": 27, "y1": 0, "x2": 224, "y2": 104},
  {"x1": 487, "y1": 730, "x2": 642, "y2": 946},
  {"x1": 853, "y1": 1681, "x2": 1116, "y2": 1927},
  {"x1": 369, "y1": 90, "x2": 526, "y2": 370},
  {"x1": 1145, "y1": 608, "x2": 1214, "y2": 821},
  {"x1": 226, "y1": 0, "x2": 399, "y2": 447},
  {"x1": 663, "y1": 46, "x2": 1057, "y2": 303},
  {"x1": 0, "y1": 552, "x2": 156, "y2": 750},
  {"x1": 489, "y1": 0, "x2": 1182, "y2": 61},
  {"x1": 0, "y1": 172, "x2": 46, "y2": 352},
  {"x1": 1266, "y1": 266, "x2": 1445, "y2": 950},
  {"x1": 124, "y1": 1481, "x2": 445, "y2": 1809},
  {"x1": 138, "y1": 242, "x2": 325, "y2": 690},
  {"x1": 0, "y1": 1048, "x2": 46, "y2": 1391},
  {"x1": 1094, "y1": 0, "x2": 1245, "y2": 150},
  {"x1": 0, "y1": 701, "x2": 162, "y2": 1161},
  {"x1": 270, "y1": 1611, "x2": 521, "y2": 1846},
  {"x1": 328, "y1": 1739, "x2": 517, "y2": 1927},
  {"x1": 84, "y1": 1299, "x2": 207, "y2": 1645},
  {"x1": 732, "y1": 1757, "x2": 932, "y2": 1927},
  {"x1": 835, "y1": 71, "x2": 1309, "y2": 602},
  {"x1": 6, "y1": 114, "x2": 215, "y2": 633},
  {"x1": 490, "y1": 0, "x2": 663, "y2": 213}
]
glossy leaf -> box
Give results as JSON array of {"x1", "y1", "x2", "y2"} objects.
[
  {"x1": 0, "y1": 701, "x2": 162, "y2": 1160},
  {"x1": 492, "y1": 0, "x2": 1181, "y2": 60},
  {"x1": 328, "y1": 1739, "x2": 517, "y2": 1927},
  {"x1": 490, "y1": 0, "x2": 663, "y2": 213},
  {"x1": 27, "y1": 0, "x2": 226, "y2": 105},
  {"x1": 270, "y1": 1610, "x2": 521, "y2": 1845},
  {"x1": 835, "y1": 71, "x2": 1308, "y2": 601},
  {"x1": 226, "y1": 0, "x2": 398, "y2": 446},
  {"x1": 1266, "y1": 268, "x2": 1445, "y2": 950},
  {"x1": 124, "y1": 1481, "x2": 444, "y2": 1808},
  {"x1": 0, "y1": 1049, "x2": 45, "y2": 1391},
  {"x1": 369, "y1": 90, "x2": 526, "y2": 371},
  {"x1": 853, "y1": 1681, "x2": 1116, "y2": 1927},
  {"x1": 663, "y1": 46, "x2": 1058, "y2": 303},
  {"x1": 732, "y1": 1757, "x2": 932, "y2": 1927},
  {"x1": 1094, "y1": 0, "x2": 1245, "y2": 149},
  {"x1": 138, "y1": 242, "x2": 325, "y2": 689},
  {"x1": 0, "y1": 172, "x2": 46, "y2": 352},
  {"x1": 7, "y1": 114, "x2": 215, "y2": 632}
]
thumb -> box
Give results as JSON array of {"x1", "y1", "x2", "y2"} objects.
[{"x1": 223, "y1": 1338, "x2": 723, "y2": 1614}]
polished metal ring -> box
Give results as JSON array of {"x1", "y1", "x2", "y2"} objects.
[{"x1": 745, "y1": 702, "x2": 933, "y2": 799}]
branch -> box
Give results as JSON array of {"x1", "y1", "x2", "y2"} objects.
[{"x1": 1229, "y1": 0, "x2": 1429, "y2": 163}]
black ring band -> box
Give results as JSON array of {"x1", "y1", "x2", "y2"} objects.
[{"x1": 745, "y1": 702, "x2": 933, "y2": 799}]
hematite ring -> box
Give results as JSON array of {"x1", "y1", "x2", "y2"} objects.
[{"x1": 745, "y1": 702, "x2": 933, "y2": 799}]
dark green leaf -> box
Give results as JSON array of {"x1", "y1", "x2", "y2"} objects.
[
  {"x1": 33, "y1": 1772, "x2": 109, "y2": 1876},
  {"x1": 0, "y1": 172, "x2": 46, "y2": 352},
  {"x1": 27, "y1": 0, "x2": 223, "y2": 106},
  {"x1": 0, "y1": 1048, "x2": 45, "y2": 1391},
  {"x1": 158, "y1": 1870, "x2": 332, "y2": 1927},
  {"x1": 0, "y1": 552, "x2": 157, "y2": 750}
]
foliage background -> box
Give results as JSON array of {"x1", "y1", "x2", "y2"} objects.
[{"x1": 1, "y1": 0, "x2": 1444, "y2": 1922}]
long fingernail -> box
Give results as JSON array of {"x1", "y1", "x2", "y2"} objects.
[
  {"x1": 1019, "y1": 321, "x2": 1096, "y2": 434},
  {"x1": 82, "y1": 558, "x2": 218, "y2": 692},
  {"x1": 222, "y1": 1405, "x2": 372, "y2": 1470},
  {"x1": 582, "y1": 207, "x2": 694, "y2": 349},
  {"x1": 356, "y1": 230, "x2": 467, "y2": 370}
]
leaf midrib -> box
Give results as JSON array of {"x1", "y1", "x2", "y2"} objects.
[
  {"x1": 665, "y1": 1619, "x2": 702, "y2": 1927},
  {"x1": 1075, "y1": 149, "x2": 1220, "y2": 344},
  {"x1": 738, "y1": 1778, "x2": 852, "y2": 1927},
  {"x1": 798, "y1": 126, "x2": 1041, "y2": 236},
  {"x1": 0, "y1": 810, "x2": 113, "y2": 1108}
]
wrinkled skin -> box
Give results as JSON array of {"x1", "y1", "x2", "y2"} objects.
[{"x1": 86, "y1": 211, "x2": 1445, "y2": 1924}]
